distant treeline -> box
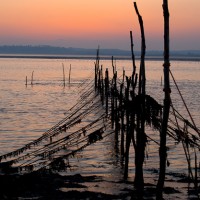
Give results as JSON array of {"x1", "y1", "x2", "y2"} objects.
[
  {"x1": 0, "y1": 45, "x2": 200, "y2": 59},
  {"x1": 0, "y1": 45, "x2": 132, "y2": 56}
]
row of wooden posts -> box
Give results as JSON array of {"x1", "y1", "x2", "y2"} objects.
[
  {"x1": 25, "y1": 64, "x2": 71, "y2": 87},
  {"x1": 94, "y1": 1, "x2": 170, "y2": 199}
]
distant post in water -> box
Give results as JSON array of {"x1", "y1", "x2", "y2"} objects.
[
  {"x1": 69, "y1": 64, "x2": 71, "y2": 86},
  {"x1": 62, "y1": 63, "x2": 66, "y2": 87},
  {"x1": 25, "y1": 76, "x2": 28, "y2": 87},
  {"x1": 31, "y1": 71, "x2": 34, "y2": 86}
]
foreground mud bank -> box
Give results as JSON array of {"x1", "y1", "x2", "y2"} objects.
[{"x1": 0, "y1": 171, "x2": 198, "y2": 199}]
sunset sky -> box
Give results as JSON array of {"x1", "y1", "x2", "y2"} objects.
[{"x1": 0, "y1": 0, "x2": 199, "y2": 50}]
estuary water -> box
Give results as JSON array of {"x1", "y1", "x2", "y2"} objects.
[{"x1": 0, "y1": 56, "x2": 200, "y2": 198}]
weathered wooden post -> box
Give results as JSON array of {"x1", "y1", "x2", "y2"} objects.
[
  {"x1": 25, "y1": 76, "x2": 28, "y2": 87},
  {"x1": 95, "y1": 47, "x2": 100, "y2": 90},
  {"x1": 105, "y1": 68, "x2": 109, "y2": 115},
  {"x1": 111, "y1": 85, "x2": 115, "y2": 129},
  {"x1": 95, "y1": 62, "x2": 97, "y2": 89},
  {"x1": 129, "y1": 30, "x2": 137, "y2": 150},
  {"x1": 69, "y1": 64, "x2": 71, "y2": 86},
  {"x1": 114, "y1": 72, "x2": 119, "y2": 144},
  {"x1": 156, "y1": 0, "x2": 171, "y2": 199},
  {"x1": 62, "y1": 63, "x2": 66, "y2": 87},
  {"x1": 124, "y1": 76, "x2": 131, "y2": 179},
  {"x1": 98, "y1": 67, "x2": 101, "y2": 93},
  {"x1": 31, "y1": 70, "x2": 34, "y2": 86},
  {"x1": 120, "y1": 83, "x2": 125, "y2": 156},
  {"x1": 130, "y1": 31, "x2": 136, "y2": 76},
  {"x1": 101, "y1": 65, "x2": 104, "y2": 105},
  {"x1": 133, "y1": 2, "x2": 146, "y2": 197}
]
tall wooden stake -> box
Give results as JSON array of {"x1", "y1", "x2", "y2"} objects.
[
  {"x1": 130, "y1": 31, "x2": 136, "y2": 76},
  {"x1": 134, "y1": 2, "x2": 146, "y2": 197},
  {"x1": 156, "y1": 0, "x2": 171, "y2": 199}
]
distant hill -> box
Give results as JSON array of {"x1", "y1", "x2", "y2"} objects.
[
  {"x1": 0, "y1": 45, "x2": 200, "y2": 60},
  {"x1": 0, "y1": 45, "x2": 131, "y2": 56}
]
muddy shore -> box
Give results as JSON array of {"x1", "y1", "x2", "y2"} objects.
[{"x1": 0, "y1": 171, "x2": 199, "y2": 199}]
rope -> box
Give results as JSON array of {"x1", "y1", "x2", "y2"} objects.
[{"x1": 169, "y1": 69, "x2": 200, "y2": 136}]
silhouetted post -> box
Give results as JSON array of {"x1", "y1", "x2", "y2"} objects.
[
  {"x1": 130, "y1": 31, "x2": 136, "y2": 76},
  {"x1": 129, "y1": 31, "x2": 137, "y2": 150},
  {"x1": 101, "y1": 65, "x2": 104, "y2": 104},
  {"x1": 113, "y1": 72, "x2": 119, "y2": 143},
  {"x1": 105, "y1": 68, "x2": 109, "y2": 115},
  {"x1": 31, "y1": 71, "x2": 34, "y2": 86},
  {"x1": 25, "y1": 76, "x2": 28, "y2": 87},
  {"x1": 69, "y1": 64, "x2": 71, "y2": 86},
  {"x1": 124, "y1": 76, "x2": 131, "y2": 179},
  {"x1": 156, "y1": 0, "x2": 171, "y2": 199},
  {"x1": 120, "y1": 83, "x2": 125, "y2": 156},
  {"x1": 98, "y1": 68, "x2": 101, "y2": 93},
  {"x1": 95, "y1": 62, "x2": 97, "y2": 89},
  {"x1": 123, "y1": 68, "x2": 125, "y2": 84},
  {"x1": 111, "y1": 86, "x2": 115, "y2": 129},
  {"x1": 62, "y1": 63, "x2": 66, "y2": 87},
  {"x1": 133, "y1": 2, "x2": 146, "y2": 197},
  {"x1": 95, "y1": 47, "x2": 100, "y2": 90},
  {"x1": 112, "y1": 56, "x2": 115, "y2": 76}
]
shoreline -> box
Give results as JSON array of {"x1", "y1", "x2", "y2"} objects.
[
  {"x1": 0, "y1": 54, "x2": 200, "y2": 61},
  {"x1": 0, "y1": 171, "x2": 198, "y2": 199}
]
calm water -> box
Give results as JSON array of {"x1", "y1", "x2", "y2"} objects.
[{"x1": 0, "y1": 57, "x2": 200, "y2": 197}]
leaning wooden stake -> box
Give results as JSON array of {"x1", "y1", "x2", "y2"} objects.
[
  {"x1": 130, "y1": 31, "x2": 136, "y2": 76},
  {"x1": 133, "y1": 2, "x2": 146, "y2": 197},
  {"x1": 156, "y1": 0, "x2": 171, "y2": 199}
]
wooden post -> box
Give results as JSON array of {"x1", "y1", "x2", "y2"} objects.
[
  {"x1": 95, "y1": 62, "x2": 97, "y2": 89},
  {"x1": 114, "y1": 72, "x2": 119, "y2": 145},
  {"x1": 105, "y1": 68, "x2": 109, "y2": 115},
  {"x1": 120, "y1": 83, "x2": 125, "y2": 156},
  {"x1": 124, "y1": 76, "x2": 131, "y2": 179},
  {"x1": 133, "y1": 2, "x2": 147, "y2": 198},
  {"x1": 31, "y1": 71, "x2": 34, "y2": 86},
  {"x1": 156, "y1": 0, "x2": 171, "y2": 199},
  {"x1": 111, "y1": 86, "x2": 115, "y2": 129},
  {"x1": 25, "y1": 76, "x2": 28, "y2": 87},
  {"x1": 130, "y1": 31, "x2": 136, "y2": 76},
  {"x1": 69, "y1": 64, "x2": 71, "y2": 86},
  {"x1": 95, "y1": 47, "x2": 100, "y2": 90},
  {"x1": 62, "y1": 63, "x2": 66, "y2": 87},
  {"x1": 101, "y1": 65, "x2": 104, "y2": 105},
  {"x1": 98, "y1": 68, "x2": 101, "y2": 93}
]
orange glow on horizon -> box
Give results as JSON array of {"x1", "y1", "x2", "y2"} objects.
[{"x1": 0, "y1": 0, "x2": 200, "y2": 50}]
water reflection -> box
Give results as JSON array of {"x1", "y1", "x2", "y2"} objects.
[{"x1": 0, "y1": 58, "x2": 200, "y2": 193}]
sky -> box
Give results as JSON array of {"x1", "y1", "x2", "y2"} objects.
[{"x1": 0, "y1": 0, "x2": 200, "y2": 51}]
